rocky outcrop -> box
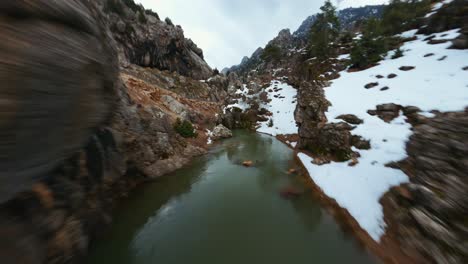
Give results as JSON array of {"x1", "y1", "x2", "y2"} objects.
[
  {"x1": 100, "y1": 0, "x2": 213, "y2": 79},
  {"x1": 211, "y1": 125, "x2": 233, "y2": 140},
  {"x1": 294, "y1": 81, "x2": 357, "y2": 161},
  {"x1": 268, "y1": 29, "x2": 294, "y2": 49},
  {"x1": 0, "y1": 0, "x2": 119, "y2": 204},
  {"x1": 384, "y1": 110, "x2": 468, "y2": 263}
]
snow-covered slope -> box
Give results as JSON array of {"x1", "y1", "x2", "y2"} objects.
[
  {"x1": 336, "y1": 0, "x2": 389, "y2": 9},
  {"x1": 299, "y1": 27, "x2": 468, "y2": 241},
  {"x1": 257, "y1": 81, "x2": 298, "y2": 136}
]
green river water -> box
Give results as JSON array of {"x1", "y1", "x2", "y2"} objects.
[{"x1": 88, "y1": 131, "x2": 377, "y2": 264}]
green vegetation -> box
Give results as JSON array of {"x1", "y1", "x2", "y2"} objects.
[
  {"x1": 138, "y1": 11, "x2": 147, "y2": 24},
  {"x1": 308, "y1": 0, "x2": 341, "y2": 60},
  {"x1": 174, "y1": 118, "x2": 197, "y2": 138},
  {"x1": 391, "y1": 47, "x2": 404, "y2": 59},
  {"x1": 261, "y1": 44, "x2": 282, "y2": 62},
  {"x1": 105, "y1": 0, "x2": 125, "y2": 16},
  {"x1": 145, "y1": 9, "x2": 160, "y2": 20},
  {"x1": 122, "y1": 0, "x2": 143, "y2": 13},
  {"x1": 105, "y1": 0, "x2": 155, "y2": 21},
  {"x1": 125, "y1": 23, "x2": 135, "y2": 35},
  {"x1": 267, "y1": 119, "x2": 274, "y2": 128},
  {"x1": 350, "y1": 18, "x2": 388, "y2": 69},
  {"x1": 165, "y1": 17, "x2": 174, "y2": 26},
  {"x1": 301, "y1": 0, "x2": 434, "y2": 69},
  {"x1": 381, "y1": 0, "x2": 432, "y2": 35},
  {"x1": 348, "y1": 0, "x2": 431, "y2": 68}
]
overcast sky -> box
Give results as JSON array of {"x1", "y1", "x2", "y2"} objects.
[{"x1": 135, "y1": 0, "x2": 388, "y2": 69}]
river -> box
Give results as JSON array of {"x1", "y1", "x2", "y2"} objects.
[{"x1": 87, "y1": 131, "x2": 376, "y2": 264}]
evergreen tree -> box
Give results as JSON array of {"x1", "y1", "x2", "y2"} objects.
[
  {"x1": 308, "y1": 0, "x2": 341, "y2": 59},
  {"x1": 138, "y1": 10, "x2": 147, "y2": 24},
  {"x1": 391, "y1": 47, "x2": 404, "y2": 59},
  {"x1": 381, "y1": 0, "x2": 432, "y2": 35},
  {"x1": 350, "y1": 18, "x2": 387, "y2": 69},
  {"x1": 261, "y1": 44, "x2": 281, "y2": 62}
]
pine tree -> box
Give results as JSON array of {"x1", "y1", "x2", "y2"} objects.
[
  {"x1": 261, "y1": 44, "x2": 281, "y2": 62},
  {"x1": 381, "y1": 0, "x2": 432, "y2": 35},
  {"x1": 350, "y1": 18, "x2": 387, "y2": 69},
  {"x1": 308, "y1": 0, "x2": 341, "y2": 60},
  {"x1": 138, "y1": 10, "x2": 147, "y2": 24}
]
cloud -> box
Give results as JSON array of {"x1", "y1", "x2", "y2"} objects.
[{"x1": 135, "y1": 0, "x2": 387, "y2": 69}]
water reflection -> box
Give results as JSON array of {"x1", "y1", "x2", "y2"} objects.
[{"x1": 87, "y1": 131, "x2": 375, "y2": 264}]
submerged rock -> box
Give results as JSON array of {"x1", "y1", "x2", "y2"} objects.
[
  {"x1": 279, "y1": 187, "x2": 303, "y2": 199},
  {"x1": 242, "y1": 160, "x2": 254, "y2": 167}
]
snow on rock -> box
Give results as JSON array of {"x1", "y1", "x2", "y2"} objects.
[
  {"x1": 256, "y1": 80, "x2": 298, "y2": 136},
  {"x1": 224, "y1": 84, "x2": 251, "y2": 113},
  {"x1": 206, "y1": 129, "x2": 213, "y2": 145},
  {"x1": 299, "y1": 28, "x2": 468, "y2": 241},
  {"x1": 426, "y1": 0, "x2": 455, "y2": 17}
]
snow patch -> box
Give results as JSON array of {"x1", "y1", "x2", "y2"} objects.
[
  {"x1": 206, "y1": 129, "x2": 213, "y2": 145},
  {"x1": 256, "y1": 81, "x2": 298, "y2": 136},
  {"x1": 299, "y1": 28, "x2": 468, "y2": 241}
]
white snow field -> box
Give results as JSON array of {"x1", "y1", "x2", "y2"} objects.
[
  {"x1": 256, "y1": 80, "x2": 298, "y2": 136},
  {"x1": 299, "y1": 27, "x2": 468, "y2": 241}
]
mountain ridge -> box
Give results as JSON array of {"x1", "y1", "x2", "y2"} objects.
[{"x1": 224, "y1": 4, "x2": 385, "y2": 75}]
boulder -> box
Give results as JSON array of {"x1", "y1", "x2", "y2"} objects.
[
  {"x1": 399, "y1": 66, "x2": 415, "y2": 71},
  {"x1": 211, "y1": 125, "x2": 233, "y2": 140},
  {"x1": 280, "y1": 187, "x2": 303, "y2": 199},
  {"x1": 336, "y1": 114, "x2": 364, "y2": 125},
  {"x1": 380, "y1": 86, "x2": 390, "y2": 91},
  {"x1": 242, "y1": 160, "x2": 254, "y2": 167},
  {"x1": 372, "y1": 103, "x2": 403, "y2": 122},
  {"x1": 364, "y1": 82, "x2": 379, "y2": 89},
  {"x1": 351, "y1": 135, "x2": 371, "y2": 150}
]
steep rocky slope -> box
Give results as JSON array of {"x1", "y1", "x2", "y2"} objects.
[
  {"x1": 96, "y1": 0, "x2": 213, "y2": 79},
  {"x1": 0, "y1": 0, "x2": 236, "y2": 263}
]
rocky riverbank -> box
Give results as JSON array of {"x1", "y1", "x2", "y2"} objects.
[{"x1": 0, "y1": 1, "x2": 236, "y2": 263}]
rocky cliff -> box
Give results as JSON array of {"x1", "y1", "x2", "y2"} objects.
[
  {"x1": 97, "y1": 0, "x2": 212, "y2": 79},
  {"x1": 0, "y1": 0, "x2": 234, "y2": 263}
]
